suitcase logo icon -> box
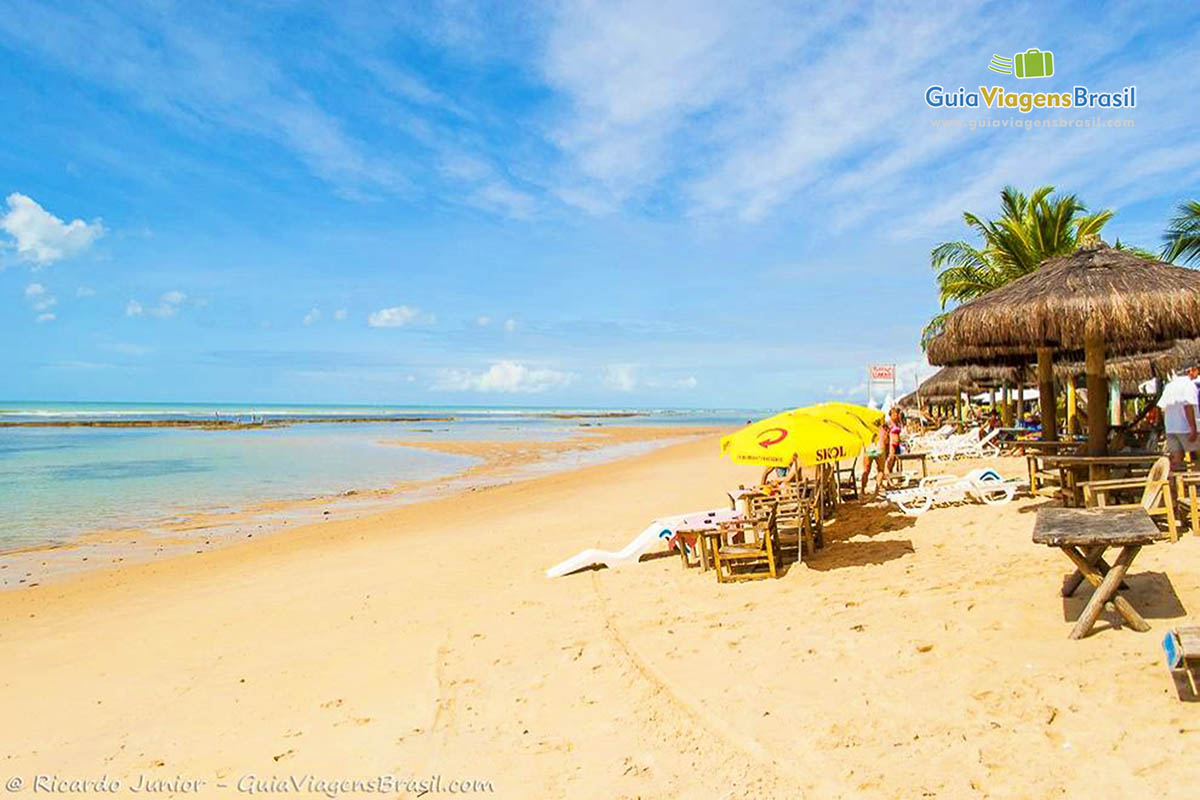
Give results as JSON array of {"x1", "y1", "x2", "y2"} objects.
[{"x1": 988, "y1": 49, "x2": 1054, "y2": 79}]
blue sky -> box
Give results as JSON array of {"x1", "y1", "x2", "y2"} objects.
[{"x1": 4, "y1": 0, "x2": 1199, "y2": 407}]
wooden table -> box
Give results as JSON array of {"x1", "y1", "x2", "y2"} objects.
[
  {"x1": 894, "y1": 452, "x2": 928, "y2": 480},
  {"x1": 1033, "y1": 507, "x2": 1166, "y2": 639},
  {"x1": 1038, "y1": 454, "x2": 1162, "y2": 507}
]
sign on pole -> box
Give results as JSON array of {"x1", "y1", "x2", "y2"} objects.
[{"x1": 867, "y1": 363, "x2": 897, "y2": 408}]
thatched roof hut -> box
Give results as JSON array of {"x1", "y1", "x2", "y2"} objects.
[
  {"x1": 928, "y1": 240, "x2": 1200, "y2": 454},
  {"x1": 935, "y1": 242, "x2": 1200, "y2": 352}
]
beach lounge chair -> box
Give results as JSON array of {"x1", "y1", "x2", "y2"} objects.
[
  {"x1": 905, "y1": 423, "x2": 955, "y2": 451},
  {"x1": 1081, "y1": 456, "x2": 1178, "y2": 542},
  {"x1": 544, "y1": 507, "x2": 740, "y2": 577},
  {"x1": 710, "y1": 506, "x2": 780, "y2": 582},
  {"x1": 886, "y1": 468, "x2": 1019, "y2": 516},
  {"x1": 927, "y1": 428, "x2": 1001, "y2": 461}
]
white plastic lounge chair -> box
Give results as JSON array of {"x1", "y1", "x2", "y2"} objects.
[
  {"x1": 545, "y1": 507, "x2": 740, "y2": 578},
  {"x1": 927, "y1": 428, "x2": 1001, "y2": 461},
  {"x1": 905, "y1": 424, "x2": 956, "y2": 451},
  {"x1": 886, "y1": 468, "x2": 1019, "y2": 516}
]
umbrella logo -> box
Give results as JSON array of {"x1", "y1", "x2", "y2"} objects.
[{"x1": 757, "y1": 428, "x2": 788, "y2": 448}]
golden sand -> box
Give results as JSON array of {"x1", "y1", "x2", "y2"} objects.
[{"x1": 2, "y1": 437, "x2": 1200, "y2": 797}]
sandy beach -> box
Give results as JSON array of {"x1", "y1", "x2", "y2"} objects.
[{"x1": 3, "y1": 434, "x2": 1200, "y2": 798}]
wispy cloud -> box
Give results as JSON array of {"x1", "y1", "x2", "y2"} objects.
[
  {"x1": 125, "y1": 291, "x2": 186, "y2": 318},
  {"x1": 367, "y1": 305, "x2": 435, "y2": 328}
]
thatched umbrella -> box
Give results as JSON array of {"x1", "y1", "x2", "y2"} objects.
[{"x1": 929, "y1": 240, "x2": 1200, "y2": 455}]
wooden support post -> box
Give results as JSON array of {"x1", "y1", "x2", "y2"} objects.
[
  {"x1": 1037, "y1": 347, "x2": 1058, "y2": 442},
  {"x1": 1066, "y1": 379, "x2": 1077, "y2": 436},
  {"x1": 1085, "y1": 329, "x2": 1108, "y2": 457}
]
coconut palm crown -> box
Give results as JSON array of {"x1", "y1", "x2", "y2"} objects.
[{"x1": 922, "y1": 185, "x2": 1112, "y2": 344}]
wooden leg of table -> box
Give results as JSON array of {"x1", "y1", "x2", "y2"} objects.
[
  {"x1": 1066, "y1": 545, "x2": 1148, "y2": 639},
  {"x1": 1189, "y1": 483, "x2": 1198, "y2": 535},
  {"x1": 1062, "y1": 545, "x2": 1105, "y2": 597}
]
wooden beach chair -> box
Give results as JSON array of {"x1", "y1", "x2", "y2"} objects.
[
  {"x1": 1081, "y1": 456, "x2": 1179, "y2": 542},
  {"x1": 710, "y1": 506, "x2": 780, "y2": 582},
  {"x1": 833, "y1": 455, "x2": 859, "y2": 501}
]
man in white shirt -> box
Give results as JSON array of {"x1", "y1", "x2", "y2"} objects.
[{"x1": 1159, "y1": 366, "x2": 1200, "y2": 470}]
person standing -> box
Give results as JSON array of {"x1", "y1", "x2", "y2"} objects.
[{"x1": 1159, "y1": 365, "x2": 1200, "y2": 471}]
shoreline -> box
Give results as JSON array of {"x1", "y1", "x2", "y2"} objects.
[{"x1": 0, "y1": 424, "x2": 721, "y2": 590}]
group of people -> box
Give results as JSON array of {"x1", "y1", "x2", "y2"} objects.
[{"x1": 860, "y1": 406, "x2": 905, "y2": 495}]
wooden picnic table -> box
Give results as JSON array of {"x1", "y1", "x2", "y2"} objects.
[
  {"x1": 1033, "y1": 507, "x2": 1166, "y2": 639},
  {"x1": 1036, "y1": 453, "x2": 1163, "y2": 507}
]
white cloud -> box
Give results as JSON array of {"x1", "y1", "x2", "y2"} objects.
[
  {"x1": 36, "y1": 312, "x2": 56, "y2": 323},
  {"x1": 503, "y1": 318, "x2": 518, "y2": 332},
  {"x1": 474, "y1": 315, "x2": 492, "y2": 327},
  {"x1": 333, "y1": 308, "x2": 347, "y2": 321},
  {"x1": 433, "y1": 360, "x2": 575, "y2": 393},
  {"x1": 303, "y1": 308, "x2": 321, "y2": 326},
  {"x1": 75, "y1": 286, "x2": 95, "y2": 297},
  {"x1": 604, "y1": 364, "x2": 637, "y2": 392},
  {"x1": 144, "y1": 290, "x2": 187, "y2": 318},
  {"x1": 1, "y1": 193, "x2": 103, "y2": 265},
  {"x1": 368, "y1": 305, "x2": 435, "y2": 328},
  {"x1": 471, "y1": 182, "x2": 536, "y2": 220},
  {"x1": 24, "y1": 282, "x2": 57, "y2": 312},
  {"x1": 675, "y1": 375, "x2": 698, "y2": 389},
  {"x1": 125, "y1": 299, "x2": 143, "y2": 317}
]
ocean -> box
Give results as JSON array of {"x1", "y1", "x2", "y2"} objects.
[{"x1": 0, "y1": 402, "x2": 752, "y2": 552}]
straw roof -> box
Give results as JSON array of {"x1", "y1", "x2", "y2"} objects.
[
  {"x1": 925, "y1": 337, "x2": 1039, "y2": 367},
  {"x1": 930, "y1": 240, "x2": 1200, "y2": 363},
  {"x1": 917, "y1": 366, "x2": 969, "y2": 396},
  {"x1": 1054, "y1": 337, "x2": 1200, "y2": 382}
]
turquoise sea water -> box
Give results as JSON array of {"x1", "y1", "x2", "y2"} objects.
[{"x1": 0, "y1": 403, "x2": 752, "y2": 551}]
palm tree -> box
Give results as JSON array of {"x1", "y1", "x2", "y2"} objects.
[
  {"x1": 923, "y1": 185, "x2": 1112, "y2": 343},
  {"x1": 1162, "y1": 199, "x2": 1200, "y2": 265}
]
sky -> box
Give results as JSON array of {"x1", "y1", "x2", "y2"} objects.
[{"x1": 3, "y1": 0, "x2": 1199, "y2": 408}]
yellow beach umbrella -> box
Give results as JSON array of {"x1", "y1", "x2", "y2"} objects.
[
  {"x1": 720, "y1": 410, "x2": 865, "y2": 467},
  {"x1": 808, "y1": 402, "x2": 884, "y2": 431},
  {"x1": 799, "y1": 403, "x2": 880, "y2": 444}
]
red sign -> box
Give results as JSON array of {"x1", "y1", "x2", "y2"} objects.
[{"x1": 870, "y1": 364, "x2": 895, "y2": 380}]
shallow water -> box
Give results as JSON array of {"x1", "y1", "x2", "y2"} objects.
[{"x1": 0, "y1": 405, "x2": 753, "y2": 551}]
